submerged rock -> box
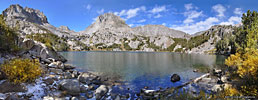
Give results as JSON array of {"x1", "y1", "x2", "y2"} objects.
[
  {"x1": 171, "y1": 74, "x2": 180, "y2": 83},
  {"x1": 95, "y1": 85, "x2": 109, "y2": 100},
  {"x1": 59, "y1": 79, "x2": 80, "y2": 96}
]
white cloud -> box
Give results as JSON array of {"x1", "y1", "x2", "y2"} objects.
[
  {"x1": 97, "y1": 8, "x2": 104, "y2": 14},
  {"x1": 184, "y1": 11, "x2": 203, "y2": 19},
  {"x1": 150, "y1": 5, "x2": 167, "y2": 14},
  {"x1": 183, "y1": 10, "x2": 203, "y2": 24},
  {"x1": 183, "y1": 18, "x2": 194, "y2": 24},
  {"x1": 220, "y1": 8, "x2": 242, "y2": 25},
  {"x1": 212, "y1": 4, "x2": 226, "y2": 17},
  {"x1": 172, "y1": 17, "x2": 219, "y2": 34},
  {"x1": 169, "y1": 4, "x2": 242, "y2": 34},
  {"x1": 184, "y1": 3, "x2": 197, "y2": 10},
  {"x1": 220, "y1": 16, "x2": 241, "y2": 25},
  {"x1": 86, "y1": 4, "x2": 91, "y2": 10},
  {"x1": 114, "y1": 6, "x2": 146, "y2": 20},
  {"x1": 137, "y1": 19, "x2": 146, "y2": 23},
  {"x1": 154, "y1": 14, "x2": 162, "y2": 18},
  {"x1": 129, "y1": 24, "x2": 134, "y2": 27},
  {"x1": 127, "y1": 6, "x2": 145, "y2": 19},
  {"x1": 182, "y1": 4, "x2": 203, "y2": 24},
  {"x1": 162, "y1": 23, "x2": 167, "y2": 26},
  {"x1": 234, "y1": 8, "x2": 243, "y2": 15}
]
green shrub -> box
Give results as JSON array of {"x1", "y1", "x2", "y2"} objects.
[
  {"x1": 192, "y1": 64, "x2": 210, "y2": 73},
  {"x1": 175, "y1": 48, "x2": 183, "y2": 52},
  {"x1": 0, "y1": 14, "x2": 20, "y2": 53},
  {"x1": 26, "y1": 33, "x2": 69, "y2": 51},
  {"x1": 215, "y1": 38, "x2": 229, "y2": 54},
  {"x1": 124, "y1": 42, "x2": 132, "y2": 50},
  {"x1": 74, "y1": 40, "x2": 89, "y2": 50},
  {"x1": 108, "y1": 43, "x2": 121, "y2": 49},
  {"x1": 172, "y1": 38, "x2": 187, "y2": 48},
  {"x1": 95, "y1": 43, "x2": 104, "y2": 47},
  {"x1": 187, "y1": 34, "x2": 210, "y2": 49},
  {"x1": 166, "y1": 43, "x2": 177, "y2": 51},
  {"x1": 1, "y1": 59, "x2": 42, "y2": 84},
  {"x1": 147, "y1": 42, "x2": 161, "y2": 50}
]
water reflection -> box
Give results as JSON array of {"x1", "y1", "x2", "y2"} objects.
[{"x1": 60, "y1": 51, "x2": 225, "y2": 91}]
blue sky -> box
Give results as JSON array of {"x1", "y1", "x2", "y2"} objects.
[{"x1": 0, "y1": 0, "x2": 258, "y2": 34}]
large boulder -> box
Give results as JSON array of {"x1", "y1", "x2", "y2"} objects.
[
  {"x1": 21, "y1": 39, "x2": 35, "y2": 50},
  {"x1": 48, "y1": 61, "x2": 64, "y2": 69},
  {"x1": 59, "y1": 79, "x2": 80, "y2": 96},
  {"x1": 63, "y1": 72, "x2": 73, "y2": 79},
  {"x1": 95, "y1": 85, "x2": 109, "y2": 100},
  {"x1": 0, "y1": 80, "x2": 27, "y2": 93},
  {"x1": 64, "y1": 64, "x2": 75, "y2": 70},
  {"x1": 211, "y1": 84, "x2": 223, "y2": 92},
  {"x1": 21, "y1": 39, "x2": 67, "y2": 62},
  {"x1": 171, "y1": 74, "x2": 180, "y2": 83},
  {"x1": 212, "y1": 69, "x2": 222, "y2": 77},
  {"x1": 78, "y1": 72, "x2": 98, "y2": 84}
]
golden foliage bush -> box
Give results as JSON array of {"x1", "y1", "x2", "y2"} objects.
[
  {"x1": 225, "y1": 48, "x2": 258, "y2": 96},
  {"x1": 226, "y1": 48, "x2": 258, "y2": 78},
  {"x1": 1, "y1": 59, "x2": 42, "y2": 84}
]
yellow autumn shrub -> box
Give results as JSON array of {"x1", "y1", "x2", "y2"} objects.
[
  {"x1": 225, "y1": 48, "x2": 258, "y2": 96},
  {"x1": 226, "y1": 48, "x2": 258, "y2": 79},
  {"x1": 0, "y1": 58, "x2": 42, "y2": 84}
]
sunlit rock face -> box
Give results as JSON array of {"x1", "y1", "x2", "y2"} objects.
[
  {"x1": 3, "y1": 4, "x2": 48, "y2": 25},
  {"x1": 187, "y1": 25, "x2": 235, "y2": 54},
  {"x1": 78, "y1": 13, "x2": 189, "y2": 51},
  {"x1": 2, "y1": 4, "x2": 75, "y2": 36},
  {"x1": 133, "y1": 25, "x2": 190, "y2": 38}
]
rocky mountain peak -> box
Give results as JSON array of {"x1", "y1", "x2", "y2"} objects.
[
  {"x1": 80, "y1": 13, "x2": 131, "y2": 35},
  {"x1": 3, "y1": 4, "x2": 48, "y2": 25},
  {"x1": 59, "y1": 26, "x2": 70, "y2": 31},
  {"x1": 95, "y1": 13, "x2": 128, "y2": 28}
]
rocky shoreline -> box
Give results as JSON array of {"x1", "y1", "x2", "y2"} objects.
[{"x1": 0, "y1": 39, "x2": 124, "y2": 100}]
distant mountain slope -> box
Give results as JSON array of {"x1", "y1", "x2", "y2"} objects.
[
  {"x1": 77, "y1": 13, "x2": 191, "y2": 51},
  {"x1": 133, "y1": 25, "x2": 190, "y2": 38},
  {"x1": 187, "y1": 25, "x2": 236, "y2": 54}
]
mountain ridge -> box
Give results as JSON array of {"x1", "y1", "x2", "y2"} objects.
[{"x1": 1, "y1": 4, "x2": 237, "y2": 53}]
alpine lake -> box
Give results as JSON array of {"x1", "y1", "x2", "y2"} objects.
[{"x1": 60, "y1": 51, "x2": 226, "y2": 97}]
